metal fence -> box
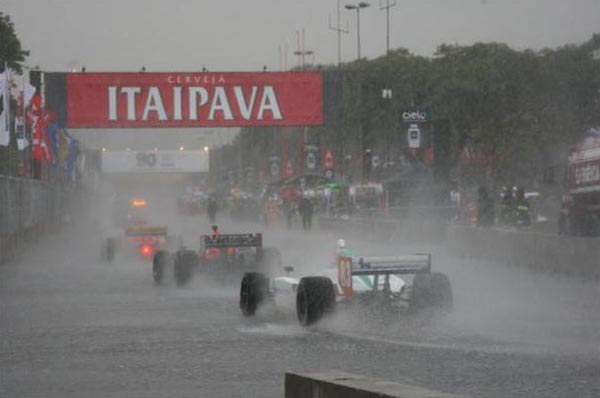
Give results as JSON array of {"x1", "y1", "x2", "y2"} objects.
[{"x1": 0, "y1": 175, "x2": 66, "y2": 263}]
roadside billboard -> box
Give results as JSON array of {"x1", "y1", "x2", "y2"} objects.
[
  {"x1": 64, "y1": 72, "x2": 323, "y2": 128},
  {"x1": 101, "y1": 150, "x2": 208, "y2": 173}
]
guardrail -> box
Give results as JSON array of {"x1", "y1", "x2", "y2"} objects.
[
  {"x1": 0, "y1": 175, "x2": 67, "y2": 263},
  {"x1": 285, "y1": 370, "x2": 466, "y2": 398}
]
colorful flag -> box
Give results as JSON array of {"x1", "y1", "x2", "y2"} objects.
[
  {"x1": 15, "y1": 116, "x2": 28, "y2": 150},
  {"x1": 61, "y1": 129, "x2": 79, "y2": 175},
  {"x1": 15, "y1": 76, "x2": 36, "y2": 151},
  {"x1": 58, "y1": 128, "x2": 69, "y2": 167},
  {"x1": 32, "y1": 119, "x2": 46, "y2": 161},
  {"x1": 47, "y1": 123, "x2": 59, "y2": 166},
  {"x1": 66, "y1": 138, "x2": 80, "y2": 177},
  {"x1": 23, "y1": 79, "x2": 35, "y2": 108},
  {"x1": 31, "y1": 106, "x2": 57, "y2": 163}
]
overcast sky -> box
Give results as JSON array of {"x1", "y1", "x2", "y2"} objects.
[{"x1": 4, "y1": 0, "x2": 600, "y2": 72}]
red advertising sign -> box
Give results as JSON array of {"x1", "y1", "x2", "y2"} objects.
[
  {"x1": 567, "y1": 144, "x2": 600, "y2": 193},
  {"x1": 284, "y1": 160, "x2": 294, "y2": 178},
  {"x1": 569, "y1": 158, "x2": 600, "y2": 193},
  {"x1": 66, "y1": 72, "x2": 323, "y2": 128},
  {"x1": 323, "y1": 149, "x2": 335, "y2": 169}
]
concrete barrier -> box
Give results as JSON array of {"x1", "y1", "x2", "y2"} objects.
[
  {"x1": 318, "y1": 216, "x2": 448, "y2": 244},
  {"x1": 318, "y1": 216, "x2": 600, "y2": 279},
  {"x1": 447, "y1": 226, "x2": 600, "y2": 279},
  {"x1": 285, "y1": 370, "x2": 466, "y2": 398}
]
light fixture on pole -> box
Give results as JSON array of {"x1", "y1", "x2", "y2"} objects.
[
  {"x1": 345, "y1": 2, "x2": 370, "y2": 60},
  {"x1": 294, "y1": 29, "x2": 314, "y2": 70},
  {"x1": 379, "y1": 0, "x2": 397, "y2": 55},
  {"x1": 382, "y1": 88, "x2": 393, "y2": 166}
]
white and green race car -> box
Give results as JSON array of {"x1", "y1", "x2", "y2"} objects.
[{"x1": 239, "y1": 254, "x2": 452, "y2": 326}]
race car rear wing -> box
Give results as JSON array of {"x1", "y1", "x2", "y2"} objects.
[
  {"x1": 125, "y1": 226, "x2": 168, "y2": 237},
  {"x1": 201, "y1": 233, "x2": 263, "y2": 249},
  {"x1": 351, "y1": 255, "x2": 431, "y2": 276},
  {"x1": 337, "y1": 254, "x2": 431, "y2": 299}
]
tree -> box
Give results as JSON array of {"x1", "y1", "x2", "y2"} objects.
[
  {"x1": 0, "y1": 13, "x2": 28, "y2": 176},
  {"x1": 0, "y1": 12, "x2": 29, "y2": 73},
  {"x1": 221, "y1": 36, "x2": 600, "y2": 191}
]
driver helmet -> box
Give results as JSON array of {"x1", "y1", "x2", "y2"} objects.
[{"x1": 337, "y1": 238, "x2": 346, "y2": 251}]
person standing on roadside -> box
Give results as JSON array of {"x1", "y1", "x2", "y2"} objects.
[
  {"x1": 207, "y1": 196, "x2": 218, "y2": 224},
  {"x1": 477, "y1": 185, "x2": 494, "y2": 228},
  {"x1": 298, "y1": 195, "x2": 314, "y2": 231},
  {"x1": 513, "y1": 186, "x2": 531, "y2": 228},
  {"x1": 499, "y1": 186, "x2": 514, "y2": 226}
]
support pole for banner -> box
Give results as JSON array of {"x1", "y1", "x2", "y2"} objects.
[
  {"x1": 4, "y1": 62, "x2": 12, "y2": 175},
  {"x1": 301, "y1": 126, "x2": 309, "y2": 176},
  {"x1": 20, "y1": 74, "x2": 24, "y2": 176},
  {"x1": 280, "y1": 127, "x2": 288, "y2": 178},
  {"x1": 40, "y1": 71, "x2": 48, "y2": 182}
]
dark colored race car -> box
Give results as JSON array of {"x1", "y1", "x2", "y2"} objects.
[
  {"x1": 101, "y1": 225, "x2": 180, "y2": 263},
  {"x1": 102, "y1": 196, "x2": 183, "y2": 263},
  {"x1": 152, "y1": 230, "x2": 282, "y2": 287}
]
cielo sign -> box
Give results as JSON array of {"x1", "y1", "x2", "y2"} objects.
[
  {"x1": 66, "y1": 72, "x2": 323, "y2": 128},
  {"x1": 401, "y1": 108, "x2": 431, "y2": 123}
]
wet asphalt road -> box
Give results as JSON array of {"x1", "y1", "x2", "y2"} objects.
[{"x1": 1, "y1": 215, "x2": 600, "y2": 398}]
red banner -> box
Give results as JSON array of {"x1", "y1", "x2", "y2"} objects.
[
  {"x1": 569, "y1": 158, "x2": 600, "y2": 192},
  {"x1": 66, "y1": 72, "x2": 323, "y2": 128},
  {"x1": 323, "y1": 149, "x2": 335, "y2": 169}
]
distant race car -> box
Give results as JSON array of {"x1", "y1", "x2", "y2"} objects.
[
  {"x1": 101, "y1": 225, "x2": 180, "y2": 263},
  {"x1": 152, "y1": 229, "x2": 282, "y2": 287},
  {"x1": 239, "y1": 254, "x2": 452, "y2": 326},
  {"x1": 126, "y1": 197, "x2": 150, "y2": 225}
]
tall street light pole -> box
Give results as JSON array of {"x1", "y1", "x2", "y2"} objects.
[
  {"x1": 329, "y1": 0, "x2": 349, "y2": 66},
  {"x1": 379, "y1": 0, "x2": 396, "y2": 55},
  {"x1": 345, "y1": 2, "x2": 370, "y2": 60},
  {"x1": 294, "y1": 29, "x2": 314, "y2": 142}
]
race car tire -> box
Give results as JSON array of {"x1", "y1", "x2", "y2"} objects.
[
  {"x1": 239, "y1": 272, "x2": 268, "y2": 316},
  {"x1": 296, "y1": 277, "x2": 336, "y2": 326},
  {"x1": 152, "y1": 250, "x2": 170, "y2": 285},
  {"x1": 412, "y1": 272, "x2": 453, "y2": 311},
  {"x1": 102, "y1": 237, "x2": 116, "y2": 263},
  {"x1": 258, "y1": 247, "x2": 282, "y2": 273},
  {"x1": 174, "y1": 250, "x2": 198, "y2": 287}
]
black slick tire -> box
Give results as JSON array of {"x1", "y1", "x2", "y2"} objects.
[
  {"x1": 152, "y1": 250, "x2": 170, "y2": 285},
  {"x1": 174, "y1": 250, "x2": 198, "y2": 287},
  {"x1": 296, "y1": 277, "x2": 336, "y2": 326},
  {"x1": 239, "y1": 272, "x2": 268, "y2": 316}
]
